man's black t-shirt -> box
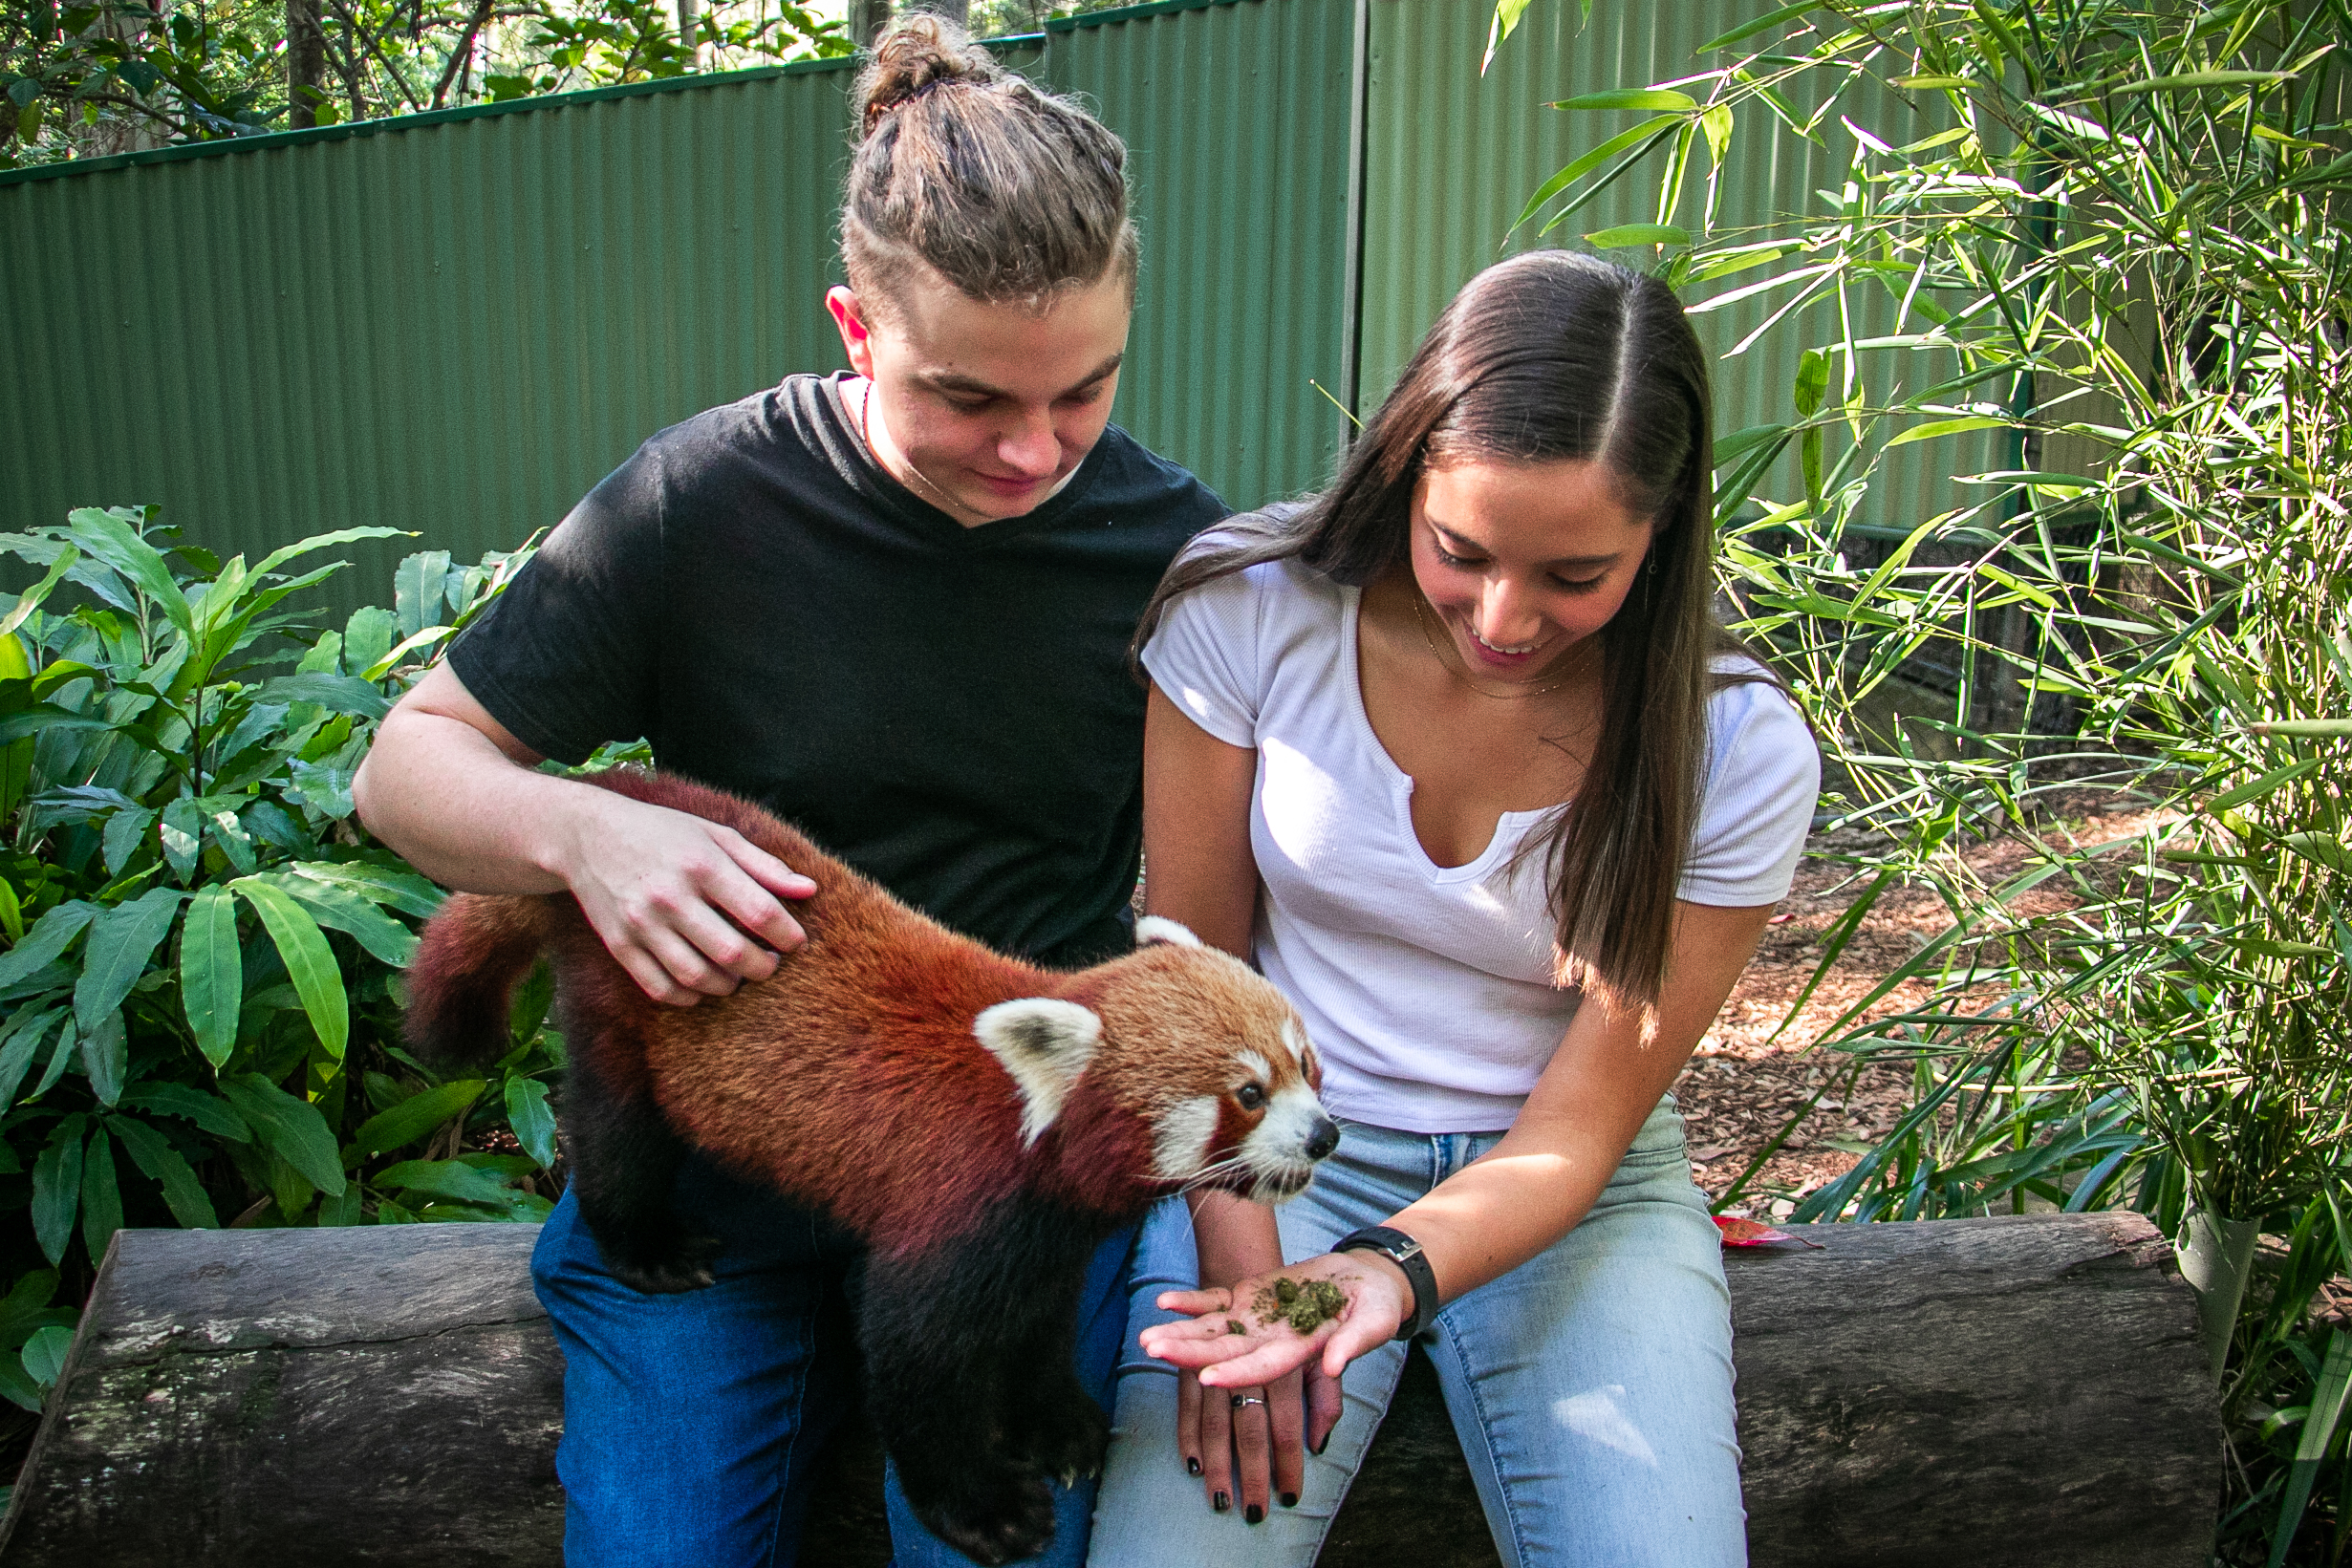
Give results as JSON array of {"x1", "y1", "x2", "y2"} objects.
[{"x1": 449, "y1": 373, "x2": 1227, "y2": 967}]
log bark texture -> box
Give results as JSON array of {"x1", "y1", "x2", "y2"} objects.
[{"x1": 0, "y1": 1212, "x2": 2217, "y2": 1567}]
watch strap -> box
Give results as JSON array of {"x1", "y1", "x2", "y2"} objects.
[{"x1": 1335, "y1": 1225, "x2": 1439, "y2": 1342}]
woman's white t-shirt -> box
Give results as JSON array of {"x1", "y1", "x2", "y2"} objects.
[{"x1": 1141, "y1": 555, "x2": 1821, "y2": 1133}]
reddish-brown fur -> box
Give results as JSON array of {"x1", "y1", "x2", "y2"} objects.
[{"x1": 404, "y1": 767, "x2": 1312, "y2": 1257}]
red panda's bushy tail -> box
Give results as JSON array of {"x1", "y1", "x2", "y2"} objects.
[{"x1": 405, "y1": 893, "x2": 559, "y2": 1069}]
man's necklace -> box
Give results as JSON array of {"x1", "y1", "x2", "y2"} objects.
[
  {"x1": 1411, "y1": 591, "x2": 1589, "y2": 701},
  {"x1": 855, "y1": 379, "x2": 978, "y2": 522}
]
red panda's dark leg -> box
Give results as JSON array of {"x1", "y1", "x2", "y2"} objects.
[
  {"x1": 562, "y1": 1039, "x2": 721, "y2": 1295},
  {"x1": 855, "y1": 1199, "x2": 1108, "y2": 1566}
]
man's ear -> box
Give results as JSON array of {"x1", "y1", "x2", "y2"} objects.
[
  {"x1": 827, "y1": 285, "x2": 876, "y2": 378},
  {"x1": 1134, "y1": 916, "x2": 1203, "y2": 949},
  {"x1": 974, "y1": 999, "x2": 1103, "y2": 1147}
]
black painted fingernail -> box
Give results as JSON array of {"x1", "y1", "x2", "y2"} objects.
[
  {"x1": 1245, "y1": 1504, "x2": 1264, "y2": 1525},
  {"x1": 1311, "y1": 1431, "x2": 1331, "y2": 1456},
  {"x1": 1281, "y1": 1492, "x2": 1298, "y2": 1509},
  {"x1": 1186, "y1": 1456, "x2": 1201, "y2": 1476},
  {"x1": 1213, "y1": 1492, "x2": 1230, "y2": 1514}
]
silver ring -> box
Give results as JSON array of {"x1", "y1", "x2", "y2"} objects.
[{"x1": 1230, "y1": 1393, "x2": 1267, "y2": 1409}]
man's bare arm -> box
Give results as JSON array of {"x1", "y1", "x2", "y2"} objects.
[{"x1": 352, "y1": 663, "x2": 814, "y2": 1005}]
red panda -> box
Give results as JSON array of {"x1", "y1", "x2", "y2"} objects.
[{"x1": 402, "y1": 766, "x2": 1337, "y2": 1566}]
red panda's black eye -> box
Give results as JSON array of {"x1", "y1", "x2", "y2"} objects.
[{"x1": 1237, "y1": 1083, "x2": 1266, "y2": 1111}]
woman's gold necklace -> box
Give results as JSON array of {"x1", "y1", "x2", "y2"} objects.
[{"x1": 1411, "y1": 591, "x2": 1587, "y2": 701}]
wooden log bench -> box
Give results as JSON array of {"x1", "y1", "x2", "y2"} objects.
[{"x1": 0, "y1": 1212, "x2": 2219, "y2": 1566}]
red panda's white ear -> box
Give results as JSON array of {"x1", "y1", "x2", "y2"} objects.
[
  {"x1": 975, "y1": 999, "x2": 1102, "y2": 1147},
  {"x1": 1134, "y1": 916, "x2": 1203, "y2": 949}
]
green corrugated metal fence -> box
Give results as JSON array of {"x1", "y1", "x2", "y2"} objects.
[{"x1": 1, "y1": 0, "x2": 1989, "y2": 613}]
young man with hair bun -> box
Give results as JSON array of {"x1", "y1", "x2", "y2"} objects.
[{"x1": 354, "y1": 17, "x2": 1224, "y2": 1565}]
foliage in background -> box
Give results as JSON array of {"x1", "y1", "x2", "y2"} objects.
[
  {"x1": 0, "y1": 506, "x2": 578, "y2": 1414},
  {"x1": 0, "y1": 0, "x2": 848, "y2": 166},
  {"x1": 1506, "y1": 0, "x2": 2352, "y2": 1560}
]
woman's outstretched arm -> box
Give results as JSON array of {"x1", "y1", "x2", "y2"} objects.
[{"x1": 1139, "y1": 896, "x2": 1775, "y2": 1389}]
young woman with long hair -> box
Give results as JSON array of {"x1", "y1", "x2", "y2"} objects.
[{"x1": 1088, "y1": 249, "x2": 1817, "y2": 1567}]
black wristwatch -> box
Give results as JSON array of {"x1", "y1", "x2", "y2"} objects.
[{"x1": 1335, "y1": 1225, "x2": 1438, "y2": 1342}]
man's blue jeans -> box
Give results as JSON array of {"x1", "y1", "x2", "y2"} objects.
[{"x1": 532, "y1": 1153, "x2": 1137, "y2": 1567}]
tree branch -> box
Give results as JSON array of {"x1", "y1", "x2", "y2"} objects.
[{"x1": 428, "y1": 0, "x2": 491, "y2": 108}]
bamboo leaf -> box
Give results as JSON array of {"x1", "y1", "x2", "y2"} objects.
[
  {"x1": 1554, "y1": 89, "x2": 1696, "y2": 112},
  {"x1": 2206, "y1": 760, "x2": 2324, "y2": 814},
  {"x1": 2111, "y1": 70, "x2": 2298, "y2": 96},
  {"x1": 1698, "y1": 1, "x2": 1821, "y2": 54},
  {"x1": 231, "y1": 880, "x2": 348, "y2": 1062},
  {"x1": 1585, "y1": 223, "x2": 1690, "y2": 248},
  {"x1": 73, "y1": 886, "x2": 185, "y2": 1034},
  {"x1": 1513, "y1": 116, "x2": 1685, "y2": 232},
  {"x1": 1885, "y1": 416, "x2": 2015, "y2": 448},
  {"x1": 2271, "y1": 1329, "x2": 2352, "y2": 1568}
]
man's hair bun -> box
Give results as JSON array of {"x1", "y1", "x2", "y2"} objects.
[
  {"x1": 840, "y1": 10, "x2": 1137, "y2": 310},
  {"x1": 857, "y1": 12, "x2": 1003, "y2": 140}
]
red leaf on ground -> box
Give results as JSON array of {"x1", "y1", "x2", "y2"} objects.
[{"x1": 1714, "y1": 1215, "x2": 1825, "y2": 1249}]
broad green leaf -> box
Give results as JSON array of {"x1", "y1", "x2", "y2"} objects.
[
  {"x1": 100, "y1": 806, "x2": 155, "y2": 877},
  {"x1": 118, "y1": 1082, "x2": 250, "y2": 1142},
  {"x1": 110, "y1": 1117, "x2": 220, "y2": 1229},
  {"x1": 74, "y1": 886, "x2": 185, "y2": 1033},
  {"x1": 1554, "y1": 89, "x2": 1696, "y2": 112},
  {"x1": 347, "y1": 1080, "x2": 485, "y2": 1163},
  {"x1": 159, "y1": 797, "x2": 202, "y2": 880},
  {"x1": 32, "y1": 1018, "x2": 76, "y2": 1099},
  {"x1": 290, "y1": 756, "x2": 358, "y2": 820},
  {"x1": 0, "y1": 548, "x2": 81, "y2": 640},
  {"x1": 179, "y1": 886, "x2": 243, "y2": 1068},
  {"x1": 0, "y1": 706, "x2": 112, "y2": 747},
  {"x1": 317, "y1": 1184, "x2": 364, "y2": 1226},
  {"x1": 249, "y1": 526, "x2": 409, "y2": 580},
  {"x1": 286, "y1": 861, "x2": 443, "y2": 919},
  {"x1": 341, "y1": 605, "x2": 397, "y2": 678},
  {"x1": 373, "y1": 1158, "x2": 521, "y2": 1207},
  {"x1": 77, "y1": 1009, "x2": 126, "y2": 1107},
  {"x1": 0, "y1": 1007, "x2": 62, "y2": 1106},
  {"x1": 78, "y1": 1127, "x2": 121, "y2": 1265},
  {"x1": 2281, "y1": 833, "x2": 2352, "y2": 874},
  {"x1": 257, "y1": 674, "x2": 390, "y2": 720},
  {"x1": 205, "y1": 810, "x2": 257, "y2": 876},
  {"x1": 217, "y1": 1074, "x2": 346, "y2": 1195},
  {"x1": 395, "y1": 551, "x2": 452, "y2": 639},
  {"x1": 2272, "y1": 1329, "x2": 2352, "y2": 1568},
  {"x1": 360, "y1": 625, "x2": 454, "y2": 680},
  {"x1": 1885, "y1": 416, "x2": 2014, "y2": 448},
  {"x1": 506, "y1": 1077, "x2": 558, "y2": 1169},
  {"x1": 231, "y1": 880, "x2": 348, "y2": 1061},
  {"x1": 0, "y1": 1356, "x2": 41, "y2": 1412},
  {"x1": 1585, "y1": 223, "x2": 1690, "y2": 248},
  {"x1": 65, "y1": 508, "x2": 190, "y2": 637},
  {"x1": 267, "y1": 875, "x2": 416, "y2": 968},
  {"x1": 0, "y1": 1270, "x2": 59, "y2": 1341},
  {"x1": 21, "y1": 1325, "x2": 75, "y2": 1391},
  {"x1": 0, "y1": 902, "x2": 96, "y2": 991},
  {"x1": 30, "y1": 1118, "x2": 85, "y2": 1266}
]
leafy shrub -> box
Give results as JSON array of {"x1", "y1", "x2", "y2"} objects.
[{"x1": 0, "y1": 506, "x2": 567, "y2": 1411}]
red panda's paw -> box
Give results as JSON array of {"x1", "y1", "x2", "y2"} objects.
[
  {"x1": 607, "y1": 1234, "x2": 723, "y2": 1296},
  {"x1": 905, "y1": 1457, "x2": 1059, "y2": 1568},
  {"x1": 1008, "y1": 1382, "x2": 1109, "y2": 1488}
]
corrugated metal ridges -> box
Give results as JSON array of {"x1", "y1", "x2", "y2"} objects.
[
  {"x1": 1050, "y1": 0, "x2": 1355, "y2": 510},
  {"x1": 3, "y1": 65, "x2": 861, "y2": 597}
]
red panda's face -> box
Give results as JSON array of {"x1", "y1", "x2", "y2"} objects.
[
  {"x1": 969, "y1": 920, "x2": 1339, "y2": 1204},
  {"x1": 1083, "y1": 921, "x2": 1338, "y2": 1203}
]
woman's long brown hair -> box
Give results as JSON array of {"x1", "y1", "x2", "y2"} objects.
[{"x1": 1135, "y1": 250, "x2": 1771, "y2": 1026}]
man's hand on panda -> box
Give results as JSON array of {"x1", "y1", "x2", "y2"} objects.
[{"x1": 552, "y1": 791, "x2": 817, "y2": 1007}]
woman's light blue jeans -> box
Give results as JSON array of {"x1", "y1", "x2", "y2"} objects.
[
  {"x1": 1089, "y1": 1099, "x2": 1746, "y2": 1568},
  {"x1": 531, "y1": 1151, "x2": 1135, "y2": 1568}
]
